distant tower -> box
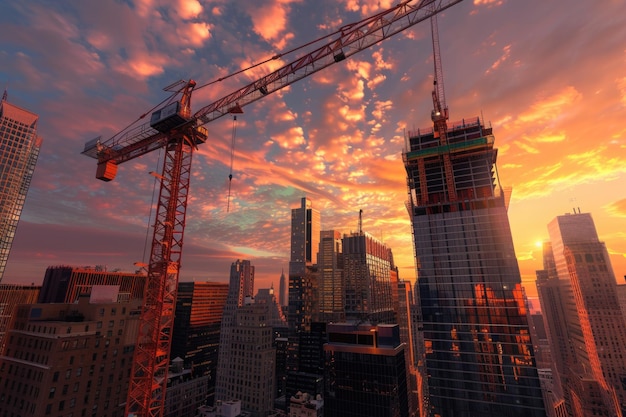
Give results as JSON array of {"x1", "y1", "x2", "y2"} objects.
[
  {"x1": 171, "y1": 281, "x2": 229, "y2": 406},
  {"x1": 343, "y1": 231, "x2": 397, "y2": 324},
  {"x1": 219, "y1": 300, "x2": 276, "y2": 417},
  {"x1": 317, "y1": 230, "x2": 344, "y2": 322},
  {"x1": 290, "y1": 197, "x2": 320, "y2": 267},
  {"x1": 288, "y1": 197, "x2": 320, "y2": 333},
  {"x1": 279, "y1": 268, "x2": 287, "y2": 307},
  {"x1": 255, "y1": 285, "x2": 288, "y2": 327},
  {"x1": 286, "y1": 198, "x2": 323, "y2": 410},
  {"x1": 215, "y1": 259, "x2": 255, "y2": 402},
  {"x1": 0, "y1": 92, "x2": 43, "y2": 282},
  {"x1": 539, "y1": 212, "x2": 626, "y2": 415}
]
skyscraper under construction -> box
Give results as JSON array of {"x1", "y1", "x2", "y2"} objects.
[
  {"x1": 403, "y1": 116, "x2": 545, "y2": 416},
  {"x1": 0, "y1": 92, "x2": 42, "y2": 282}
]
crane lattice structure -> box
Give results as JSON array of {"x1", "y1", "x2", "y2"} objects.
[{"x1": 81, "y1": 0, "x2": 464, "y2": 416}]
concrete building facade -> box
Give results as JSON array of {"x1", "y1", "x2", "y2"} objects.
[{"x1": 0, "y1": 293, "x2": 142, "y2": 417}]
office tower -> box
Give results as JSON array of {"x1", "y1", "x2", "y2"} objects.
[
  {"x1": 289, "y1": 197, "x2": 320, "y2": 332},
  {"x1": 255, "y1": 286, "x2": 288, "y2": 327},
  {"x1": 0, "y1": 283, "x2": 40, "y2": 349},
  {"x1": 343, "y1": 231, "x2": 397, "y2": 324},
  {"x1": 290, "y1": 197, "x2": 320, "y2": 267},
  {"x1": 542, "y1": 212, "x2": 626, "y2": 415},
  {"x1": 38, "y1": 265, "x2": 146, "y2": 303},
  {"x1": 0, "y1": 92, "x2": 43, "y2": 282},
  {"x1": 279, "y1": 268, "x2": 287, "y2": 307},
  {"x1": 215, "y1": 259, "x2": 255, "y2": 402},
  {"x1": 403, "y1": 117, "x2": 545, "y2": 416},
  {"x1": 317, "y1": 230, "x2": 344, "y2": 322},
  {"x1": 216, "y1": 300, "x2": 276, "y2": 417},
  {"x1": 324, "y1": 323, "x2": 409, "y2": 417},
  {"x1": 286, "y1": 197, "x2": 323, "y2": 412},
  {"x1": 0, "y1": 292, "x2": 142, "y2": 417},
  {"x1": 171, "y1": 281, "x2": 229, "y2": 406}
]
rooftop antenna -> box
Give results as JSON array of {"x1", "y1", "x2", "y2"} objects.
[{"x1": 358, "y1": 209, "x2": 363, "y2": 235}]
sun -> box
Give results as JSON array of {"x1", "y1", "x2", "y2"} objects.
[{"x1": 535, "y1": 240, "x2": 543, "y2": 249}]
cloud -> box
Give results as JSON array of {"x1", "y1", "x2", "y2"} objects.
[{"x1": 605, "y1": 199, "x2": 626, "y2": 218}]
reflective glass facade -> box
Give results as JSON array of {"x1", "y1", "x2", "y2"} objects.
[
  {"x1": 403, "y1": 117, "x2": 545, "y2": 416},
  {"x1": 343, "y1": 232, "x2": 396, "y2": 324},
  {"x1": 0, "y1": 96, "x2": 42, "y2": 282},
  {"x1": 324, "y1": 323, "x2": 409, "y2": 417}
]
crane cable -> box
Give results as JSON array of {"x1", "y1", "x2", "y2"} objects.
[{"x1": 227, "y1": 115, "x2": 238, "y2": 213}]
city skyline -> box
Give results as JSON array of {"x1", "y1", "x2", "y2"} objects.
[{"x1": 1, "y1": 0, "x2": 625, "y2": 298}]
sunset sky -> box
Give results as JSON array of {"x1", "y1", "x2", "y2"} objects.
[{"x1": 1, "y1": 0, "x2": 625, "y2": 300}]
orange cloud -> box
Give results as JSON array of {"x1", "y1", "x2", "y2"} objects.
[
  {"x1": 473, "y1": 0, "x2": 504, "y2": 6},
  {"x1": 605, "y1": 199, "x2": 626, "y2": 218},
  {"x1": 176, "y1": 0, "x2": 203, "y2": 19},
  {"x1": 517, "y1": 86, "x2": 583, "y2": 125},
  {"x1": 485, "y1": 44, "x2": 511, "y2": 74}
]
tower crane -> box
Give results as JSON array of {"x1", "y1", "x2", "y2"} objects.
[
  {"x1": 429, "y1": 10, "x2": 457, "y2": 201},
  {"x1": 82, "y1": 0, "x2": 464, "y2": 416}
]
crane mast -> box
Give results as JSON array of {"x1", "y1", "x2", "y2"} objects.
[
  {"x1": 430, "y1": 12, "x2": 457, "y2": 201},
  {"x1": 81, "y1": 1, "x2": 464, "y2": 416}
]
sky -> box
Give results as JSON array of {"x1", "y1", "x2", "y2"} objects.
[{"x1": 1, "y1": 0, "x2": 625, "y2": 300}]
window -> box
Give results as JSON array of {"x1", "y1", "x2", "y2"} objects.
[{"x1": 49, "y1": 387, "x2": 56, "y2": 399}]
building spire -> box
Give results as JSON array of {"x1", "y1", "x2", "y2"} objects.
[{"x1": 2, "y1": 88, "x2": 7, "y2": 102}]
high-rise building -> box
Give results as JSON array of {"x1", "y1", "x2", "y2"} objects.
[
  {"x1": 343, "y1": 231, "x2": 397, "y2": 324},
  {"x1": 0, "y1": 292, "x2": 142, "y2": 417},
  {"x1": 0, "y1": 283, "x2": 40, "y2": 349},
  {"x1": 288, "y1": 197, "x2": 320, "y2": 333},
  {"x1": 171, "y1": 281, "x2": 229, "y2": 406},
  {"x1": 287, "y1": 198, "x2": 323, "y2": 411},
  {"x1": 216, "y1": 300, "x2": 276, "y2": 417},
  {"x1": 542, "y1": 212, "x2": 626, "y2": 415},
  {"x1": 403, "y1": 117, "x2": 545, "y2": 416},
  {"x1": 0, "y1": 92, "x2": 43, "y2": 282},
  {"x1": 324, "y1": 323, "x2": 409, "y2": 417},
  {"x1": 317, "y1": 230, "x2": 344, "y2": 322},
  {"x1": 255, "y1": 286, "x2": 288, "y2": 327},
  {"x1": 290, "y1": 197, "x2": 320, "y2": 268},
  {"x1": 38, "y1": 265, "x2": 146, "y2": 304},
  {"x1": 215, "y1": 260, "x2": 255, "y2": 402}
]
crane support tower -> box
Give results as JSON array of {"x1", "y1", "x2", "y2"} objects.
[
  {"x1": 82, "y1": 0, "x2": 464, "y2": 415},
  {"x1": 429, "y1": 11, "x2": 457, "y2": 201}
]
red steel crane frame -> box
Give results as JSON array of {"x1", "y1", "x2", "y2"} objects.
[{"x1": 82, "y1": 1, "x2": 464, "y2": 416}]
